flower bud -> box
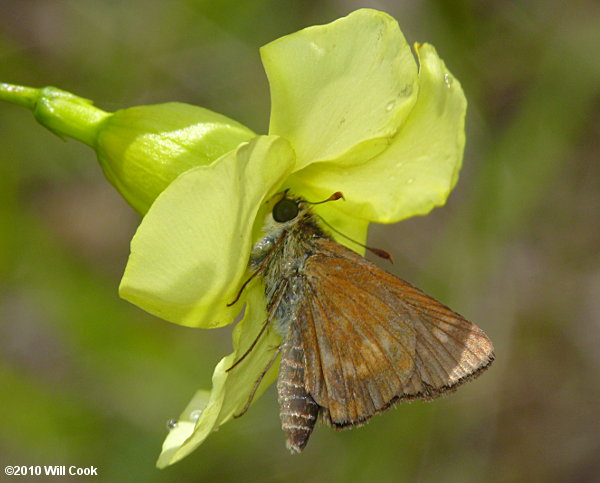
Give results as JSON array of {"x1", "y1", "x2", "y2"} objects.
[
  {"x1": 95, "y1": 103, "x2": 255, "y2": 213},
  {"x1": 0, "y1": 84, "x2": 255, "y2": 214}
]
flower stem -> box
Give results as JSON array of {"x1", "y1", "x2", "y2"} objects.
[
  {"x1": 0, "y1": 83, "x2": 39, "y2": 109},
  {"x1": 0, "y1": 83, "x2": 110, "y2": 147}
]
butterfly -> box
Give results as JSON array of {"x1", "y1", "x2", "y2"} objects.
[{"x1": 230, "y1": 191, "x2": 494, "y2": 453}]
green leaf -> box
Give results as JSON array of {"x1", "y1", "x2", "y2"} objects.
[
  {"x1": 119, "y1": 136, "x2": 295, "y2": 327},
  {"x1": 290, "y1": 43, "x2": 467, "y2": 223},
  {"x1": 262, "y1": 8, "x2": 418, "y2": 171}
]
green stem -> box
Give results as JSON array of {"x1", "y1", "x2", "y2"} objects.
[
  {"x1": 0, "y1": 83, "x2": 110, "y2": 147},
  {"x1": 0, "y1": 83, "x2": 39, "y2": 109}
]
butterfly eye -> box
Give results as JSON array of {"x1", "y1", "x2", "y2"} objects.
[{"x1": 272, "y1": 197, "x2": 299, "y2": 223}]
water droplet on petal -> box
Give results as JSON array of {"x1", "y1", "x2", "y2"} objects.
[
  {"x1": 189, "y1": 409, "x2": 203, "y2": 421},
  {"x1": 444, "y1": 73, "x2": 453, "y2": 88},
  {"x1": 166, "y1": 419, "x2": 178, "y2": 430},
  {"x1": 310, "y1": 41, "x2": 325, "y2": 56},
  {"x1": 385, "y1": 100, "x2": 396, "y2": 112},
  {"x1": 401, "y1": 83, "x2": 413, "y2": 96}
]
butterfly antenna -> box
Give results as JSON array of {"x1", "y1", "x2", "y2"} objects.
[
  {"x1": 316, "y1": 214, "x2": 393, "y2": 263},
  {"x1": 305, "y1": 191, "x2": 345, "y2": 205},
  {"x1": 305, "y1": 192, "x2": 392, "y2": 263}
]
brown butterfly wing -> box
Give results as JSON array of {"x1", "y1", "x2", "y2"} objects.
[{"x1": 298, "y1": 238, "x2": 494, "y2": 428}]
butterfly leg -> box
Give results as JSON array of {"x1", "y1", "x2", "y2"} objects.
[
  {"x1": 227, "y1": 232, "x2": 287, "y2": 307},
  {"x1": 226, "y1": 280, "x2": 288, "y2": 372},
  {"x1": 233, "y1": 344, "x2": 282, "y2": 418}
]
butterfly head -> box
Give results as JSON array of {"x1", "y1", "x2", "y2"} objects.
[
  {"x1": 263, "y1": 191, "x2": 312, "y2": 233},
  {"x1": 271, "y1": 190, "x2": 344, "y2": 223},
  {"x1": 272, "y1": 194, "x2": 301, "y2": 223},
  {"x1": 259, "y1": 190, "x2": 344, "y2": 243}
]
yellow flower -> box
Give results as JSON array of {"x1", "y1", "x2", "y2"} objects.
[
  {"x1": 1, "y1": 8, "x2": 466, "y2": 468},
  {"x1": 115, "y1": 9, "x2": 466, "y2": 466}
]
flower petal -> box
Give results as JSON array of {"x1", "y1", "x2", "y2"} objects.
[
  {"x1": 262, "y1": 8, "x2": 418, "y2": 171},
  {"x1": 157, "y1": 284, "x2": 280, "y2": 467},
  {"x1": 120, "y1": 135, "x2": 295, "y2": 327},
  {"x1": 156, "y1": 389, "x2": 210, "y2": 468},
  {"x1": 290, "y1": 43, "x2": 467, "y2": 223}
]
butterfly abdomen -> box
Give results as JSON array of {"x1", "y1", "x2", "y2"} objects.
[{"x1": 277, "y1": 325, "x2": 320, "y2": 454}]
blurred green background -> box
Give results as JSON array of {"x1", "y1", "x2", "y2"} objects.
[{"x1": 1, "y1": 1, "x2": 599, "y2": 482}]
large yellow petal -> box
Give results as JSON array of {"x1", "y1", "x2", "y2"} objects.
[
  {"x1": 120, "y1": 136, "x2": 295, "y2": 327},
  {"x1": 291, "y1": 44, "x2": 467, "y2": 223},
  {"x1": 262, "y1": 8, "x2": 418, "y2": 171}
]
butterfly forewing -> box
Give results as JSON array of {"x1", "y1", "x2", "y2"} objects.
[
  {"x1": 299, "y1": 262, "x2": 417, "y2": 425},
  {"x1": 298, "y1": 238, "x2": 494, "y2": 428}
]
